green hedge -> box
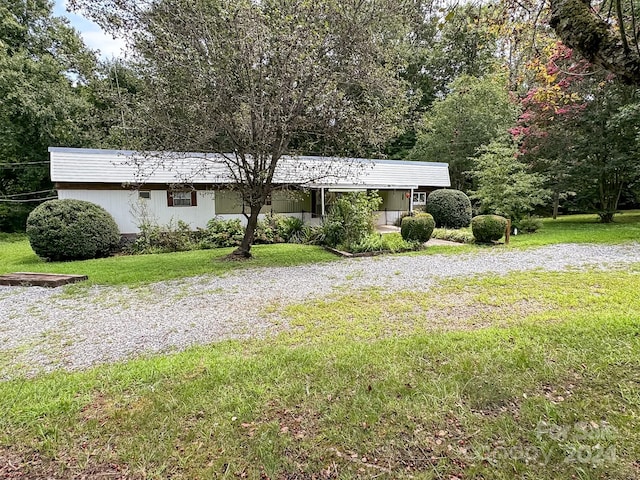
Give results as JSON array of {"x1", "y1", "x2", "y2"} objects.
[
  {"x1": 426, "y1": 189, "x2": 472, "y2": 229},
  {"x1": 26, "y1": 199, "x2": 121, "y2": 261},
  {"x1": 471, "y1": 214, "x2": 508, "y2": 243},
  {"x1": 400, "y1": 213, "x2": 435, "y2": 243}
]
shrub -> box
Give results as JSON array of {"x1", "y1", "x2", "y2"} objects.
[
  {"x1": 426, "y1": 189, "x2": 472, "y2": 228},
  {"x1": 350, "y1": 233, "x2": 418, "y2": 253},
  {"x1": 515, "y1": 215, "x2": 542, "y2": 233},
  {"x1": 471, "y1": 214, "x2": 508, "y2": 243},
  {"x1": 322, "y1": 191, "x2": 382, "y2": 250},
  {"x1": 254, "y1": 213, "x2": 305, "y2": 244},
  {"x1": 26, "y1": 199, "x2": 120, "y2": 261},
  {"x1": 128, "y1": 220, "x2": 200, "y2": 254},
  {"x1": 431, "y1": 227, "x2": 476, "y2": 244},
  {"x1": 400, "y1": 213, "x2": 435, "y2": 243},
  {"x1": 200, "y1": 217, "x2": 244, "y2": 249}
]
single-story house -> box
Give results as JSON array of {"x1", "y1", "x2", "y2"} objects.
[{"x1": 50, "y1": 147, "x2": 451, "y2": 234}]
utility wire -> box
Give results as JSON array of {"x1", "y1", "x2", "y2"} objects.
[
  {"x1": 0, "y1": 161, "x2": 51, "y2": 167},
  {"x1": 0, "y1": 196, "x2": 57, "y2": 203},
  {"x1": 0, "y1": 189, "x2": 55, "y2": 198}
]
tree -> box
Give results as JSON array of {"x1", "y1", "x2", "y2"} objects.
[
  {"x1": 409, "y1": 73, "x2": 519, "y2": 190},
  {"x1": 511, "y1": 42, "x2": 591, "y2": 218},
  {"x1": 0, "y1": 0, "x2": 96, "y2": 231},
  {"x1": 470, "y1": 139, "x2": 550, "y2": 226},
  {"x1": 549, "y1": 0, "x2": 640, "y2": 84},
  {"x1": 512, "y1": 42, "x2": 640, "y2": 222},
  {"x1": 71, "y1": 0, "x2": 412, "y2": 258},
  {"x1": 568, "y1": 80, "x2": 640, "y2": 221}
]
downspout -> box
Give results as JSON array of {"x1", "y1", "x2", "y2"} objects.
[{"x1": 321, "y1": 187, "x2": 325, "y2": 217}]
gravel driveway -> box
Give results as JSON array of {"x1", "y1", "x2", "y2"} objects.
[{"x1": 1, "y1": 243, "x2": 639, "y2": 378}]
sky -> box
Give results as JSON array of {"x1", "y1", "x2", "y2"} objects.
[{"x1": 53, "y1": 0, "x2": 126, "y2": 59}]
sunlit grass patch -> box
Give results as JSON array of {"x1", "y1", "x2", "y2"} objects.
[{"x1": 0, "y1": 241, "x2": 338, "y2": 286}]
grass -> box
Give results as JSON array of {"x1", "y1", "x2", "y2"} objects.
[
  {"x1": 1, "y1": 210, "x2": 638, "y2": 287},
  {"x1": 510, "y1": 210, "x2": 640, "y2": 247},
  {"x1": 0, "y1": 240, "x2": 338, "y2": 286},
  {"x1": 1, "y1": 267, "x2": 639, "y2": 478}
]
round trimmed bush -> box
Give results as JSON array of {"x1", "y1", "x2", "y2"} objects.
[
  {"x1": 26, "y1": 199, "x2": 121, "y2": 261},
  {"x1": 426, "y1": 189, "x2": 472, "y2": 229},
  {"x1": 400, "y1": 213, "x2": 435, "y2": 242},
  {"x1": 471, "y1": 214, "x2": 508, "y2": 243}
]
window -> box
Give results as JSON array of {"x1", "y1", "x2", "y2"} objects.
[
  {"x1": 413, "y1": 192, "x2": 426, "y2": 205},
  {"x1": 167, "y1": 191, "x2": 197, "y2": 207},
  {"x1": 138, "y1": 191, "x2": 151, "y2": 199}
]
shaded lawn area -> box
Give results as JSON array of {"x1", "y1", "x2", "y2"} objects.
[
  {"x1": 1, "y1": 268, "x2": 639, "y2": 479},
  {"x1": 0, "y1": 239, "x2": 338, "y2": 286},
  {"x1": 510, "y1": 210, "x2": 640, "y2": 247}
]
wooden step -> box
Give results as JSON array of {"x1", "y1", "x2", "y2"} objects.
[{"x1": 0, "y1": 272, "x2": 88, "y2": 288}]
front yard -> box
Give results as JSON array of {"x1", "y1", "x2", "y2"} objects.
[{"x1": 0, "y1": 212, "x2": 639, "y2": 478}]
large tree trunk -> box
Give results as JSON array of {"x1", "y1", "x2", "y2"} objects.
[
  {"x1": 229, "y1": 204, "x2": 262, "y2": 259},
  {"x1": 549, "y1": 0, "x2": 640, "y2": 84}
]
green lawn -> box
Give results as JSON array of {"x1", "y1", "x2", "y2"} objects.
[
  {"x1": 1, "y1": 210, "x2": 638, "y2": 286},
  {"x1": 509, "y1": 210, "x2": 640, "y2": 247},
  {"x1": 0, "y1": 239, "x2": 338, "y2": 286},
  {"x1": 1, "y1": 268, "x2": 639, "y2": 478}
]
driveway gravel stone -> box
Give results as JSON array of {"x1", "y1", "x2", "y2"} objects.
[{"x1": 1, "y1": 243, "x2": 639, "y2": 378}]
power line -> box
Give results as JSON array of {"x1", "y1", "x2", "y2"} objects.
[
  {"x1": 0, "y1": 196, "x2": 57, "y2": 203},
  {"x1": 0, "y1": 161, "x2": 51, "y2": 167},
  {"x1": 1, "y1": 189, "x2": 55, "y2": 198}
]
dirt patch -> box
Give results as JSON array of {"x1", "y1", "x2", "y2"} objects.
[{"x1": 0, "y1": 447, "x2": 137, "y2": 480}]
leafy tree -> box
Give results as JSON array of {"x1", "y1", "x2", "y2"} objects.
[
  {"x1": 513, "y1": 42, "x2": 640, "y2": 222},
  {"x1": 568, "y1": 80, "x2": 640, "y2": 222},
  {"x1": 470, "y1": 139, "x2": 550, "y2": 227},
  {"x1": 386, "y1": 2, "x2": 505, "y2": 158},
  {"x1": 0, "y1": 0, "x2": 96, "y2": 231},
  {"x1": 409, "y1": 73, "x2": 519, "y2": 190},
  {"x1": 71, "y1": 0, "x2": 412, "y2": 258}
]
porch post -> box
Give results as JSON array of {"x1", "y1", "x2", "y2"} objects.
[
  {"x1": 321, "y1": 187, "x2": 325, "y2": 216},
  {"x1": 409, "y1": 188, "x2": 414, "y2": 213}
]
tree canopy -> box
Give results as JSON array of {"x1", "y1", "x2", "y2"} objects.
[
  {"x1": 71, "y1": 0, "x2": 414, "y2": 256},
  {"x1": 0, "y1": 0, "x2": 96, "y2": 231}
]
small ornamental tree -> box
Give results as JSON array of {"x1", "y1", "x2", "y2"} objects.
[
  {"x1": 426, "y1": 189, "x2": 472, "y2": 229},
  {"x1": 471, "y1": 140, "x2": 550, "y2": 229},
  {"x1": 26, "y1": 199, "x2": 120, "y2": 261}
]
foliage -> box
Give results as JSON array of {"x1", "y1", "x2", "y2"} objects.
[
  {"x1": 72, "y1": 0, "x2": 413, "y2": 258},
  {"x1": 431, "y1": 227, "x2": 476, "y2": 244},
  {"x1": 471, "y1": 140, "x2": 551, "y2": 228},
  {"x1": 0, "y1": 0, "x2": 96, "y2": 231},
  {"x1": 410, "y1": 73, "x2": 519, "y2": 190},
  {"x1": 348, "y1": 232, "x2": 418, "y2": 254},
  {"x1": 517, "y1": 215, "x2": 543, "y2": 233},
  {"x1": 400, "y1": 213, "x2": 435, "y2": 243},
  {"x1": 386, "y1": 3, "x2": 503, "y2": 157},
  {"x1": 513, "y1": 43, "x2": 640, "y2": 222},
  {"x1": 127, "y1": 220, "x2": 202, "y2": 254},
  {"x1": 254, "y1": 214, "x2": 305, "y2": 244},
  {"x1": 426, "y1": 189, "x2": 473, "y2": 229},
  {"x1": 26, "y1": 199, "x2": 120, "y2": 261},
  {"x1": 322, "y1": 192, "x2": 382, "y2": 250},
  {"x1": 200, "y1": 218, "x2": 245, "y2": 249},
  {"x1": 471, "y1": 214, "x2": 508, "y2": 243}
]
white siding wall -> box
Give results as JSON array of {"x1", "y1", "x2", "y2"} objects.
[{"x1": 57, "y1": 189, "x2": 215, "y2": 234}]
